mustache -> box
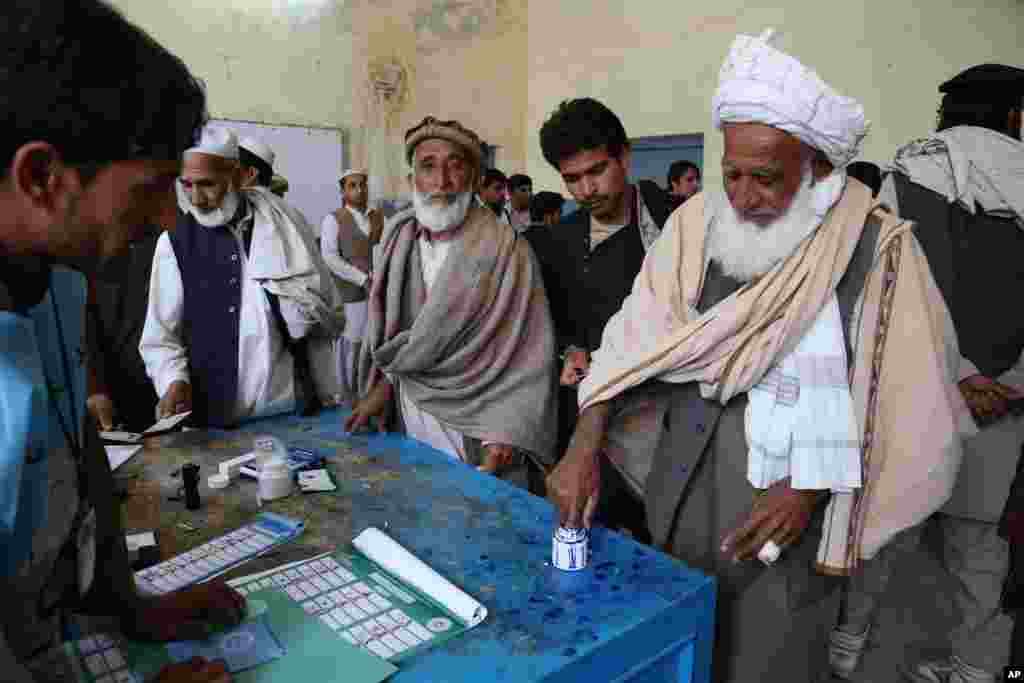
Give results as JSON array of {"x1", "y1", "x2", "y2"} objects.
[
  {"x1": 425, "y1": 192, "x2": 461, "y2": 203},
  {"x1": 739, "y1": 210, "x2": 780, "y2": 224}
]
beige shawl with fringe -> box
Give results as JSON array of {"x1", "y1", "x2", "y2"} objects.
[{"x1": 580, "y1": 179, "x2": 967, "y2": 573}]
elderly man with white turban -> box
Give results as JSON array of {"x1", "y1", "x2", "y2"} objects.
[
  {"x1": 547, "y1": 30, "x2": 968, "y2": 682},
  {"x1": 141, "y1": 126, "x2": 343, "y2": 428}
]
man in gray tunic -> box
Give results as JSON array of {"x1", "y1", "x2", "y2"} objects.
[{"x1": 548, "y1": 30, "x2": 967, "y2": 683}]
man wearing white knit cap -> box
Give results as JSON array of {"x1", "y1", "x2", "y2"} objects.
[
  {"x1": 238, "y1": 135, "x2": 276, "y2": 189},
  {"x1": 547, "y1": 30, "x2": 966, "y2": 682},
  {"x1": 141, "y1": 125, "x2": 343, "y2": 428},
  {"x1": 321, "y1": 169, "x2": 384, "y2": 400}
]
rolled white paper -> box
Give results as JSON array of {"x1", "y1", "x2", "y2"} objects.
[{"x1": 352, "y1": 527, "x2": 488, "y2": 627}]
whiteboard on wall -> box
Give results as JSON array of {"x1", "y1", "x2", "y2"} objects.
[{"x1": 211, "y1": 118, "x2": 344, "y2": 229}]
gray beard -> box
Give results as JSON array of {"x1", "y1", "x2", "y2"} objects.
[
  {"x1": 177, "y1": 182, "x2": 241, "y2": 228},
  {"x1": 412, "y1": 189, "x2": 473, "y2": 234},
  {"x1": 706, "y1": 169, "x2": 844, "y2": 282}
]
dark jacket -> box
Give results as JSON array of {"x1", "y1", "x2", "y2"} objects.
[
  {"x1": 527, "y1": 180, "x2": 670, "y2": 355},
  {"x1": 88, "y1": 226, "x2": 161, "y2": 431},
  {"x1": 895, "y1": 172, "x2": 1024, "y2": 378}
]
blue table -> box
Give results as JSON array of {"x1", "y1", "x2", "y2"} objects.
[{"x1": 133, "y1": 408, "x2": 716, "y2": 682}]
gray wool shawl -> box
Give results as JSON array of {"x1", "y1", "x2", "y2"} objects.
[{"x1": 358, "y1": 204, "x2": 558, "y2": 465}]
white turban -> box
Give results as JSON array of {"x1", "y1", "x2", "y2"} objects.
[
  {"x1": 185, "y1": 125, "x2": 239, "y2": 160},
  {"x1": 712, "y1": 29, "x2": 869, "y2": 169}
]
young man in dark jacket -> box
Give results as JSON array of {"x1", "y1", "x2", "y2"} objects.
[{"x1": 533, "y1": 98, "x2": 670, "y2": 540}]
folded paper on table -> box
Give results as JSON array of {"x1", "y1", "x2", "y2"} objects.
[
  {"x1": 101, "y1": 430, "x2": 142, "y2": 443},
  {"x1": 143, "y1": 411, "x2": 192, "y2": 435},
  {"x1": 105, "y1": 445, "x2": 142, "y2": 471}
]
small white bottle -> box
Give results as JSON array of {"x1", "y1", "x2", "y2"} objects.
[{"x1": 258, "y1": 454, "x2": 293, "y2": 501}]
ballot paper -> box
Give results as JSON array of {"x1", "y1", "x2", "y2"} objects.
[
  {"x1": 297, "y1": 468, "x2": 337, "y2": 492},
  {"x1": 352, "y1": 527, "x2": 488, "y2": 628},
  {"x1": 125, "y1": 531, "x2": 157, "y2": 552},
  {"x1": 222, "y1": 526, "x2": 487, "y2": 673},
  {"x1": 100, "y1": 430, "x2": 142, "y2": 443},
  {"x1": 133, "y1": 512, "x2": 305, "y2": 596},
  {"x1": 105, "y1": 445, "x2": 142, "y2": 472},
  {"x1": 166, "y1": 617, "x2": 286, "y2": 673},
  {"x1": 143, "y1": 410, "x2": 192, "y2": 435}
]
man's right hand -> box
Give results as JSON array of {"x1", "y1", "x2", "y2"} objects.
[
  {"x1": 87, "y1": 393, "x2": 116, "y2": 431},
  {"x1": 154, "y1": 657, "x2": 231, "y2": 683},
  {"x1": 546, "y1": 403, "x2": 611, "y2": 528},
  {"x1": 157, "y1": 380, "x2": 192, "y2": 420},
  {"x1": 344, "y1": 381, "x2": 393, "y2": 433},
  {"x1": 560, "y1": 349, "x2": 590, "y2": 387},
  {"x1": 959, "y1": 374, "x2": 1024, "y2": 425}
]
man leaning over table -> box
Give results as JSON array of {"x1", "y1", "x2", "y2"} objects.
[{"x1": 0, "y1": 2, "x2": 246, "y2": 681}]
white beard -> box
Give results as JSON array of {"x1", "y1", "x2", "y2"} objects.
[
  {"x1": 707, "y1": 167, "x2": 846, "y2": 282},
  {"x1": 177, "y1": 181, "x2": 241, "y2": 228},
  {"x1": 411, "y1": 189, "x2": 473, "y2": 234}
]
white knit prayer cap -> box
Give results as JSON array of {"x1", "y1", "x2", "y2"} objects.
[
  {"x1": 339, "y1": 169, "x2": 368, "y2": 182},
  {"x1": 239, "y1": 136, "x2": 275, "y2": 167},
  {"x1": 712, "y1": 29, "x2": 869, "y2": 169},
  {"x1": 185, "y1": 125, "x2": 239, "y2": 160}
]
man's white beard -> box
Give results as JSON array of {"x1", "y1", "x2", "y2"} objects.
[
  {"x1": 177, "y1": 182, "x2": 241, "y2": 228},
  {"x1": 707, "y1": 167, "x2": 845, "y2": 282},
  {"x1": 412, "y1": 189, "x2": 473, "y2": 234}
]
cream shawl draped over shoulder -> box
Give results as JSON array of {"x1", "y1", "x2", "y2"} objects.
[{"x1": 581, "y1": 179, "x2": 968, "y2": 572}]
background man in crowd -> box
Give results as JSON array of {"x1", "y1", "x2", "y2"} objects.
[
  {"x1": 321, "y1": 169, "x2": 384, "y2": 400},
  {"x1": 478, "y1": 167, "x2": 509, "y2": 221},
  {"x1": 666, "y1": 159, "x2": 701, "y2": 211},
  {"x1": 506, "y1": 173, "x2": 533, "y2": 232},
  {"x1": 528, "y1": 191, "x2": 566, "y2": 228},
  {"x1": 831, "y1": 63, "x2": 1024, "y2": 683},
  {"x1": 238, "y1": 136, "x2": 275, "y2": 190}
]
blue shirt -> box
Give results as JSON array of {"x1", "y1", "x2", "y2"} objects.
[{"x1": 0, "y1": 268, "x2": 87, "y2": 576}]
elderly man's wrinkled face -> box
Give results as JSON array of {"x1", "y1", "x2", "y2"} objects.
[
  {"x1": 410, "y1": 138, "x2": 477, "y2": 234},
  {"x1": 412, "y1": 139, "x2": 474, "y2": 197},
  {"x1": 721, "y1": 123, "x2": 809, "y2": 228},
  {"x1": 179, "y1": 153, "x2": 236, "y2": 213}
]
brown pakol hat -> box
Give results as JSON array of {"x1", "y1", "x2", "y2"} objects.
[{"x1": 404, "y1": 116, "x2": 483, "y2": 169}]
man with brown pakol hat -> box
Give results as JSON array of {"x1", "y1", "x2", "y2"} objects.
[
  {"x1": 546, "y1": 29, "x2": 968, "y2": 682},
  {"x1": 321, "y1": 169, "x2": 384, "y2": 400},
  {"x1": 344, "y1": 116, "x2": 558, "y2": 483}
]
